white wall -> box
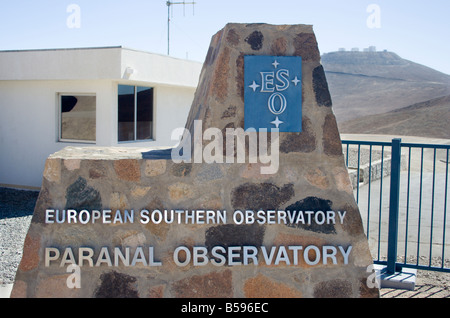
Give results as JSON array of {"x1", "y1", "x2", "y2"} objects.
[
  {"x1": 153, "y1": 85, "x2": 194, "y2": 144},
  {"x1": 0, "y1": 79, "x2": 196, "y2": 188},
  {"x1": 120, "y1": 48, "x2": 201, "y2": 88},
  {"x1": 0, "y1": 46, "x2": 201, "y2": 86},
  {"x1": 0, "y1": 47, "x2": 201, "y2": 188},
  {"x1": 0, "y1": 47, "x2": 121, "y2": 81},
  {"x1": 0, "y1": 80, "x2": 108, "y2": 188}
]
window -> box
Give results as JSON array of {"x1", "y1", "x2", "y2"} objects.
[
  {"x1": 59, "y1": 94, "x2": 96, "y2": 142},
  {"x1": 118, "y1": 85, "x2": 154, "y2": 142}
]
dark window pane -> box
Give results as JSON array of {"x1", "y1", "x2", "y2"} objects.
[
  {"x1": 118, "y1": 85, "x2": 135, "y2": 141},
  {"x1": 61, "y1": 95, "x2": 96, "y2": 141},
  {"x1": 136, "y1": 87, "x2": 153, "y2": 140}
]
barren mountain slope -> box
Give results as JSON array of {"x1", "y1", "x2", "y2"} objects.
[
  {"x1": 338, "y1": 94, "x2": 450, "y2": 139},
  {"x1": 322, "y1": 51, "x2": 450, "y2": 125}
]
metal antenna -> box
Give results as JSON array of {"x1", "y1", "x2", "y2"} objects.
[{"x1": 166, "y1": 1, "x2": 196, "y2": 55}]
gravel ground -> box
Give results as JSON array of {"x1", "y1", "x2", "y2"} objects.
[
  {"x1": 0, "y1": 187, "x2": 39, "y2": 284},
  {"x1": 0, "y1": 187, "x2": 448, "y2": 298}
]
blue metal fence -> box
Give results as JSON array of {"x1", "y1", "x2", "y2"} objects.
[{"x1": 342, "y1": 138, "x2": 450, "y2": 273}]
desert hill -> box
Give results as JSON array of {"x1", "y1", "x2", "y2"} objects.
[
  {"x1": 321, "y1": 51, "x2": 450, "y2": 134},
  {"x1": 337, "y1": 94, "x2": 450, "y2": 139}
]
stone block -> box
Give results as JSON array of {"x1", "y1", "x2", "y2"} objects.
[
  {"x1": 12, "y1": 23, "x2": 377, "y2": 298},
  {"x1": 171, "y1": 270, "x2": 233, "y2": 298},
  {"x1": 313, "y1": 279, "x2": 352, "y2": 298},
  {"x1": 18, "y1": 232, "x2": 40, "y2": 272},
  {"x1": 43, "y1": 158, "x2": 61, "y2": 183},
  {"x1": 114, "y1": 159, "x2": 141, "y2": 182},
  {"x1": 244, "y1": 274, "x2": 303, "y2": 298},
  {"x1": 65, "y1": 176, "x2": 102, "y2": 210},
  {"x1": 94, "y1": 271, "x2": 139, "y2": 298},
  {"x1": 144, "y1": 160, "x2": 167, "y2": 177}
]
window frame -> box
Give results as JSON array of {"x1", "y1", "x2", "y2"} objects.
[
  {"x1": 117, "y1": 84, "x2": 154, "y2": 143},
  {"x1": 58, "y1": 92, "x2": 97, "y2": 144}
]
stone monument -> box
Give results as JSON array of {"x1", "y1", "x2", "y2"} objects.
[{"x1": 11, "y1": 23, "x2": 379, "y2": 298}]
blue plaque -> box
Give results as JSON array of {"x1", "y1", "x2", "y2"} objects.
[{"x1": 244, "y1": 55, "x2": 302, "y2": 132}]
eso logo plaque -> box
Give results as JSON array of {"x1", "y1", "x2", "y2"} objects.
[{"x1": 244, "y1": 55, "x2": 302, "y2": 132}]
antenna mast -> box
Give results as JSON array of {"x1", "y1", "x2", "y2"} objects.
[{"x1": 166, "y1": 1, "x2": 196, "y2": 56}]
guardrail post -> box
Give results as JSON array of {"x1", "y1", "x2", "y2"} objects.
[{"x1": 387, "y1": 138, "x2": 402, "y2": 274}]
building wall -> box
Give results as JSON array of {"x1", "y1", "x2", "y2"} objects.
[
  {"x1": 0, "y1": 47, "x2": 201, "y2": 188},
  {"x1": 0, "y1": 79, "x2": 196, "y2": 188},
  {"x1": 0, "y1": 47, "x2": 121, "y2": 81},
  {"x1": 120, "y1": 48, "x2": 201, "y2": 88},
  {"x1": 0, "y1": 47, "x2": 201, "y2": 86},
  {"x1": 150, "y1": 85, "x2": 194, "y2": 145}
]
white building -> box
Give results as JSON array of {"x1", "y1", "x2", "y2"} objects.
[{"x1": 0, "y1": 46, "x2": 202, "y2": 189}]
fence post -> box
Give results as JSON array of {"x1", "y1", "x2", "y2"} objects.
[{"x1": 387, "y1": 138, "x2": 402, "y2": 273}]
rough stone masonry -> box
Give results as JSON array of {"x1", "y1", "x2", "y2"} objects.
[{"x1": 11, "y1": 23, "x2": 379, "y2": 298}]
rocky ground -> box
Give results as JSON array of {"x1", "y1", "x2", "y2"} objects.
[{"x1": 0, "y1": 187, "x2": 448, "y2": 298}]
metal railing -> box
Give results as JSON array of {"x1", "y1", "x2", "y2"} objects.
[{"x1": 342, "y1": 138, "x2": 450, "y2": 273}]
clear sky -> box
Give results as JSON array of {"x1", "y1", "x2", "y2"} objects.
[{"x1": 1, "y1": 0, "x2": 449, "y2": 74}]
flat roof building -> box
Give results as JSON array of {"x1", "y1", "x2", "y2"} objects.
[{"x1": 0, "y1": 46, "x2": 202, "y2": 188}]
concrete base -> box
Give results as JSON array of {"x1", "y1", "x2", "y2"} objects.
[
  {"x1": 0, "y1": 284, "x2": 13, "y2": 298},
  {"x1": 374, "y1": 264, "x2": 417, "y2": 291}
]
